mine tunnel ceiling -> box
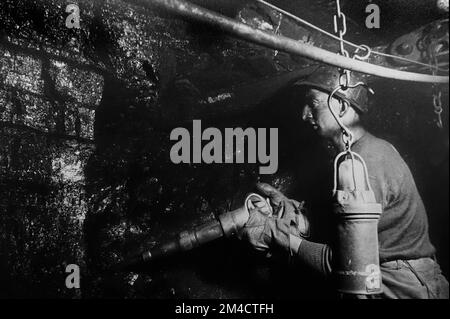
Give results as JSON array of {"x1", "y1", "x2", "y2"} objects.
[
  {"x1": 135, "y1": 0, "x2": 448, "y2": 124},
  {"x1": 187, "y1": 0, "x2": 446, "y2": 31},
  {"x1": 0, "y1": 0, "x2": 447, "y2": 127}
]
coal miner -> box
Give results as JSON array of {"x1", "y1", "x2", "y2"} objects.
[{"x1": 239, "y1": 66, "x2": 449, "y2": 299}]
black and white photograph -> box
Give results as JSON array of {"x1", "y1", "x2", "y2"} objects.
[{"x1": 0, "y1": 0, "x2": 449, "y2": 305}]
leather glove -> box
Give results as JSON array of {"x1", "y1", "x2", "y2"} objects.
[
  {"x1": 256, "y1": 183, "x2": 310, "y2": 239},
  {"x1": 239, "y1": 184, "x2": 310, "y2": 254},
  {"x1": 239, "y1": 206, "x2": 292, "y2": 253}
]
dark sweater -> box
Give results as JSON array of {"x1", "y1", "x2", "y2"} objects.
[{"x1": 297, "y1": 132, "x2": 436, "y2": 275}]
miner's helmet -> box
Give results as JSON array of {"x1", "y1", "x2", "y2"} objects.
[{"x1": 294, "y1": 65, "x2": 371, "y2": 114}]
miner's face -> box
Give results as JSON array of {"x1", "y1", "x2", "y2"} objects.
[{"x1": 302, "y1": 88, "x2": 342, "y2": 138}]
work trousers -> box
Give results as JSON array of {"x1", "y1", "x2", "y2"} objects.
[
  {"x1": 379, "y1": 257, "x2": 449, "y2": 299},
  {"x1": 339, "y1": 257, "x2": 448, "y2": 299}
]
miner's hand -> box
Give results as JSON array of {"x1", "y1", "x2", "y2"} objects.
[
  {"x1": 239, "y1": 185, "x2": 310, "y2": 255},
  {"x1": 239, "y1": 207, "x2": 292, "y2": 253},
  {"x1": 256, "y1": 183, "x2": 310, "y2": 239}
]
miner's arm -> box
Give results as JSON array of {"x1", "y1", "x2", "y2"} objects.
[
  {"x1": 239, "y1": 182, "x2": 334, "y2": 276},
  {"x1": 291, "y1": 236, "x2": 333, "y2": 276}
]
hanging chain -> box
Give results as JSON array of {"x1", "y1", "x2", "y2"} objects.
[
  {"x1": 430, "y1": 48, "x2": 444, "y2": 129},
  {"x1": 332, "y1": 0, "x2": 353, "y2": 150},
  {"x1": 333, "y1": 0, "x2": 351, "y2": 89},
  {"x1": 333, "y1": 0, "x2": 347, "y2": 56},
  {"x1": 432, "y1": 85, "x2": 443, "y2": 129},
  {"x1": 329, "y1": 0, "x2": 377, "y2": 191},
  {"x1": 331, "y1": 0, "x2": 376, "y2": 151}
]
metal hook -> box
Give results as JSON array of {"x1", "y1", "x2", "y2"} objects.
[{"x1": 354, "y1": 44, "x2": 372, "y2": 61}]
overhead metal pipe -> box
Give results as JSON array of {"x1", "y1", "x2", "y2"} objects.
[{"x1": 124, "y1": 0, "x2": 449, "y2": 84}]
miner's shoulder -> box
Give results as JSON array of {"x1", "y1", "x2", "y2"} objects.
[
  {"x1": 357, "y1": 133, "x2": 403, "y2": 162},
  {"x1": 356, "y1": 133, "x2": 412, "y2": 186}
]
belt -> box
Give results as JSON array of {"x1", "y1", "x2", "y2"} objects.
[{"x1": 381, "y1": 256, "x2": 438, "y2": 298}]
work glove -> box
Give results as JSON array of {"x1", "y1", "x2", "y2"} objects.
[
  {"x1": 256, "y1": 183, "x2": 310, "y2": 239},
  {"x1": 239, "y1": 184, "x2": 310, "y2": 254},
  {"x1": 239, "y1": 203, "x2": 290, "y2": 252}
]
